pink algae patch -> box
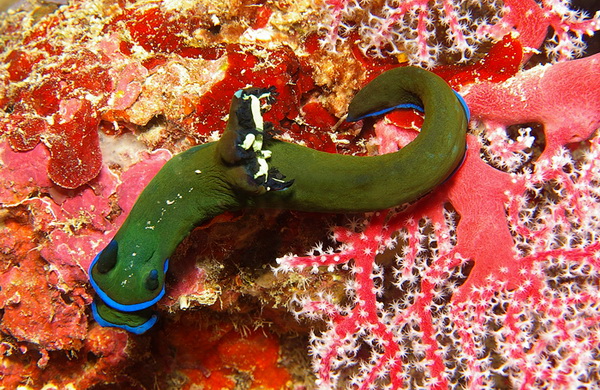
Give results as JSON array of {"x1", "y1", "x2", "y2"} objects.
[
  {"x1": 115, "y1": 149, "x2": 171, "y2": 213},
  {"x1": 0, "y1": 142, "x2": 53, "y2": 205},
  {"x1": 0, "y1": 139, "x2": 171, "y2": 379},
  {"x1": 39, "y1": 150, "x2": 171, "y2": 274},
  {"x1": 0, "y1": 218, "x2": 88, "y2": 356}
]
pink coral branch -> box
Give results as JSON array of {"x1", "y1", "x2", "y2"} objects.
[
  {"x1": 465, "y1": 53, "x2": 600, "y2": 163},
  {"x1": 319, "y1": 0, "x2": 353, "y2": 52},
  {"x1": 540, "y1": 0, "x2": 600, "y2": 60}
]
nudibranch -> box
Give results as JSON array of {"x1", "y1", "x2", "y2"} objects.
[{"x1": 88, "y1": 67, "x2": 470, "y2": 333}]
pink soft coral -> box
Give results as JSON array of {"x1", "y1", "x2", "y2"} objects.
[
  {"x1": 276, "y1": 54, "x2": 600, "y2": 388},
  {"x1": 319, "y1": 0, "x2": 600, "y2": 67}
]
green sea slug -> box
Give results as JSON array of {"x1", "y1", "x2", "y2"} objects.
[{"x1": 89, "y1": 66, "x2": 470, "y2": 333}]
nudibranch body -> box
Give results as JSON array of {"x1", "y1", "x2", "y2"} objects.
[{"x1": 89, "y1": 67, "x2": 469, "y2": 333}]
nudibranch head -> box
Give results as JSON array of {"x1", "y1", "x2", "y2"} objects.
[
  {"x1": 91, "y1": 299, "x2": 157, "y2": 335},
  {"x1": 89, "y1": 239, "x2": 169, "y2": 312}
]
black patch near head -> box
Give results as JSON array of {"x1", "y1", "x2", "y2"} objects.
[
  {"x1": 144, "y1": 269, "x2": 159, "y2": 291},
  {"x1": 235, "y1": 100, "x2": 256, "y2": 132},
  {"x1": 95, "y1": 240, "x2": 118, "y2": 274}
]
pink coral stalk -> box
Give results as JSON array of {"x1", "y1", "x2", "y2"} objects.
[{"x1": 465, "y1": 53, "x2": 600, "y2": 163}]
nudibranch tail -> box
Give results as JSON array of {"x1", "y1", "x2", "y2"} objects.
[
  {"x1": 88, "y1": 66, "x2": 469, "y2": 333},
  {"x1": 347, "y1": 85, "x2": 470, "y2": 123},
  {"x1": 254, "y1": 66, "x2": 468, "y2": 212},
  {"x1": 453, "y1": 90, "x2": 470, "y2": 121}
]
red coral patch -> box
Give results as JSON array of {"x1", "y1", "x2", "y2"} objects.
[
  {"x1": 3, "y1": 49, "x2": 112, "y2": 188},
  {"x1": 434, "y1": 34, "x2": 523, "y2": 89},
  {"x1": 5, "y1": 50, "x2": 43, "y2": 82},
  {"x1": 3, "y1": 113, "x2": 47, "y2": 151},
  {"x1": 252, "y1": 5, "x2": 273, "y2": 29},
  {"x1": 45, "y1": 100, "x2": 103, "y2": 189},
  {"x1": 158, "y1": 322, "x2": 292, "y2": 389},
  {"x1": 124, "y1": 7, "x2": 201, "y2": 53},
  {"x1": 192, "y1": 44, "x2": 320, "y2": 144},
  {"x1": 28, "y1": 78, "x2": 62, "y2": 116}
]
